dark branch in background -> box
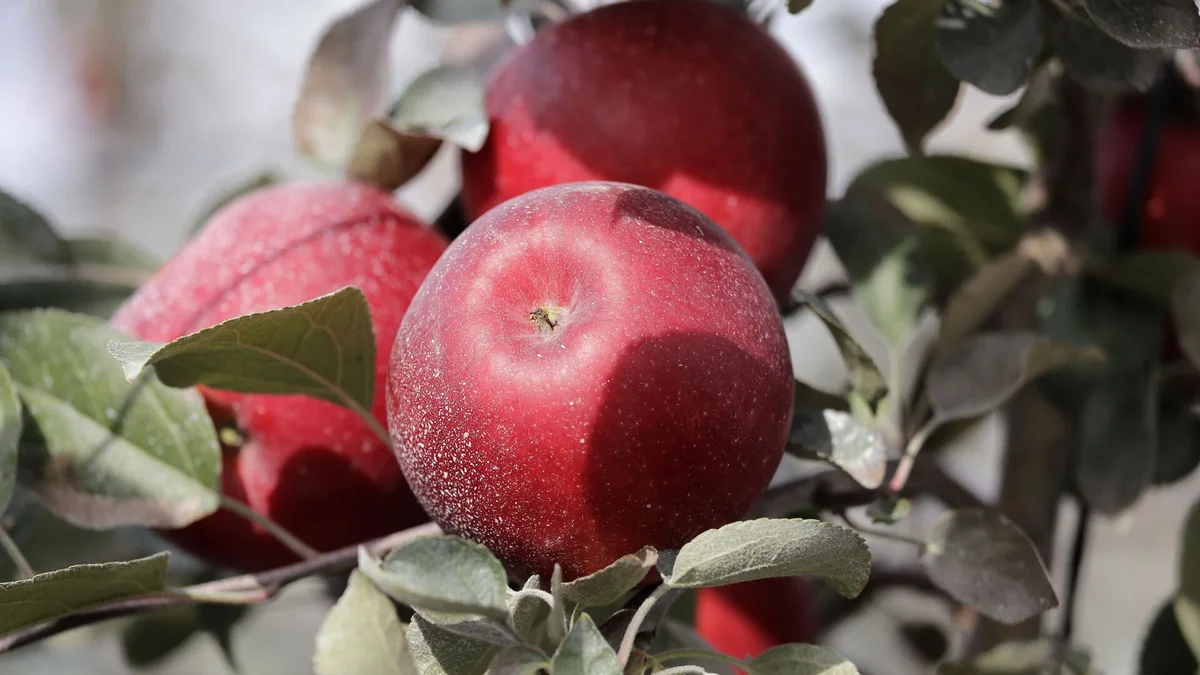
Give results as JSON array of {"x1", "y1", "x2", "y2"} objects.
[
  {"x1": 0, "y1": 522, "x2": 443, "y2": 653},
  {"x1": 1061, "y1": 500, "x2": 1090, "y2": 643},
  {"x1": 968, "y1": 74, "x2": 1100, "y2": 655},
  {"x1": 1117, "y1": 64, "x2": 1177, "y2": 251}
]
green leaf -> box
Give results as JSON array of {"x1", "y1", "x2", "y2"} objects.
[
  {"x1": 1141, "y1": 600, "x2": 1200, "y2": 675},
  {"x1": 844, "y1": 155, "x2": 1028, "y2": 299},
  {"x1": 1077, "y1": 368, "x2": 1157, "y2": 514},
  {"x1": 0, "y1": 235, "x2": 154, "y2": 318},
  {"x1": 0, "y1": 189, "x2": 70, "y2": 264},
  {"x1": 0, "y1": 309, "x2": 219, "y2": 529},
  {"x1": 0, "y1": 553, "x2": 169, "y2": 638},
  {"x1": 1173, "y1": 271, "x2": 1200, "y2": 373},
  {"x1": 1176, "y1": 498, "x2": 1200, "y2": 657},
  {"x1": 0, "y1": 362, "x2": 19, "y2": 515},
  {"x1": 788, "y1": 0, "x2": 815, "y2": 12},
  {"x1": 794, "y1": 379, "x2": 851, "y2": 413},
  {"x1": 747, "y1": 644, "x2": 859, "y2": 675},
  {"x1": 292, "y1": 0, "x2": 407, "y2": 166},
  {"x1": 550, "y1": 614, "x2": 621, "y2": 675},
  {"x1": 120, "y1": 604, "x2": 203, "y2": 668},
  {"x1": 314, "y1": 570, "x2": 414, "y2": 675},
  {"x1": 1102, "y1": 249, "x2": 1200, "y2": 306},
  {"x1": 867, "y1": 496, "x2": 912, "y2": 524},
  {"x1": 1084, "y1": 0, "x2": 1200, "y2": 49},
  {"x1": 110, "y1": 286, "x2": 376, "y2": 413},
  {"x1": 412, "y1": 609, "x2": 517, "y2": 646},
  {"x1": 824, "y1": 197, "x2": 932, "y2": 347},
  {"x1": 926, "y1": 332, "x2": 1105, "y2": 423},
  {"x1": 560, "y1": 546, "x2": 656, "y2": 607},
  {"x1": 346, "y1": 120, "x2": 442, "y2": 192},
  {"x1": 936, "y1": 0, "x2": 1044, "y2": 96},
  {"x1": 1153, "y1": 396, "x2": 1200, "y2": 486},
  {"x1": 938, "y1": 249, "x2": 1037, "y2": 350},
  {"x1": 872, "y1": 0, "x2": 962, "y2": 153},
  {"x1": 66, "y1": 236, "x2": 159, "y2": 272},
  {"x1": 391, "y1": 66, "x2": 489, "y2": 152},
  {"x1": 787, "y1": 408, "x2": 888, "y2": 490},
  {"x1": 406, "y1": 614, "x2": 498, "y2": 675},
  {"x1": 660, "y1": 518, "x2": 870, "y2": 598},
  {"x1": 508, "y1": 576, "x2": 550, "y2": 646},
  {"x1": 358, "y1": 535, "x2": 509, "y2": 622},
  {"x1": 937, "y1": 639, "x2": 1095, "y2": 674},
  {"x1": 487, "y1": 645, "x2": 548, "y2": 675},
  {"x1": 792, "y1": 291, "x2": 887, "y2": 410},
  {"x1": 922, "y1": 508, "x2": 1058, "y2": 624},
  {"x1": 1047, "y1": 9, "x2": 1164, "y2": 92}
]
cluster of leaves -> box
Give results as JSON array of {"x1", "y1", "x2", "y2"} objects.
[{"x1": 316, "y1": 519, "x2": 871, "y2": 675}]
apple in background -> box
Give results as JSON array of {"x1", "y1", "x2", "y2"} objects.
[
  {"x1": 695, "y1": 578, "x2": 818, "y2": 663},
  {"x1": 1096, "y1": 95, "x2": 1200, "y2": 254},
  {"x1": 387, "y1": 181, "x2": 794, "y2": 581},
  {"x1": 112, "y1": 181, "x2": 447, "y2": 572},
  {"x1": 460, "y1": 0, "x2": 828, "y2": 305}
]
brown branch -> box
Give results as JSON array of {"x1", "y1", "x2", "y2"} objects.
[
  {"x1": 966, "y1": 76, "x2": 1099, "y2": 655},
  {"x1": 0, "y1": 522, "x2": 443, "y2": 653}
]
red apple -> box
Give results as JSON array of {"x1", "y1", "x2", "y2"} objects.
[
  {"x1": 695, "y1": 578, "x2": 818, "y2": 663},
  {"x1": 112, "y1": 181, "x2": 447, "y2": 572},
  {"x1": 1096, "y1": 96, "x2": 1200, "y2": 253},
  {"x1": 460, "y1": 0, "x2": 827, "y2": 305},
  {"x1": 387, "y1": 181, "x2": 794, "y2": 581}
]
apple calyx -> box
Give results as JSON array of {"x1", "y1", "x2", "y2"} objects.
[{"x1": 530, "y1": 306, "x2": 562, "y2": 334}]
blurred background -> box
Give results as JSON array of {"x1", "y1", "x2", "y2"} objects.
[{"x1": 0, "y1": 0, "x2": 1194, "y2": 673}]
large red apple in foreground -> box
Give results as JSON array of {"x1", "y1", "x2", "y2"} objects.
[
  {"x1": 1096, "y1": 96, "x2": 1200, "y2": 253},
  {"x1": 113, "y1": 181, "x2": 447, "y2": 572},
  {"x1": 387, "y1": 181, "x2": 794, "y2": 580},
  {"x1": 460, "y1": 0, "x2": 827, "y2": 304},
  {"x1": 696, "y1": 578, "x2": 818, "y2": 662}
]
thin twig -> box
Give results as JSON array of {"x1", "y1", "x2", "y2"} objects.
[
  {"x1": 0, "y1": 527, "x2": 33, "y2": 580},
  {"x1": 838, "y1": 509, "x2": 925, "y2": 548},
  {"x1": 0, "y1": 522, "x2": 442, "y2": 652},
  {"x1": 218, "y1": 495, "x2": 320, "y2": 561},
  {"x1": 1061, "y1": 500, "x2": 1090, "y2": 643}
]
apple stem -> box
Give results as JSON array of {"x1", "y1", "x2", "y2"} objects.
[
  {"x1": 218, "y1": 495, "x2": 321, "y2": 561},
  {"x1": 530, "y1": 306, "x2": 561, "y2": 334}
]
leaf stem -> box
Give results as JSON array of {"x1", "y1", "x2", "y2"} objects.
[
  {"x1": 218, "y1": 495, "x2": 320, "y2": 561},
  {"x1": 889, "y1": 417, "x2": 939, "y2": 494},
  {"x1": 0, "y1": 526, "x2": 33, "y2": 580},
  {"x1": 616, "y1": 583, "x2": 672, "y2": 666},
  {"x1": 839, "y1": 509, "x2": 925, "y2": 548}
]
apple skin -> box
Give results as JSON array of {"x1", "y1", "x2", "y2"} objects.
[
  {"x1": 387, "y1": 181, "x2": 794, "y2": 581},
  {"x1": 460, "y1": 0, "x2": 827, "y2": 305},
  {"x1": 695, "y1": 578, "x2": 818, "y2": 663},
  {"x1": 112, "y1": 181, "x2": 447, "y2": 572},
  {"x1": 1096, "y1": 97, "x2": 1200, "y2": 253}
]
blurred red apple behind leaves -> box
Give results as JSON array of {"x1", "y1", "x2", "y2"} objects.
[
  {"x1": 1096, "y1": 93, "x2": 1200, "y2": 359},
  {"x1": 387, "y1": 181, "x2": 794, "y2": 581},
  {"x1": 112, "y1": 181, "x2": 447, "y2": 572},
  {"x1": 1096, "y1": 96, "x2": 1200, "y2": 254},
  {"x1": 461, "y1": 0, "x2": 828, "y2": 304},
  {"x1": 695, "y1": 577, "x2": 818, "y2": 664}
]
